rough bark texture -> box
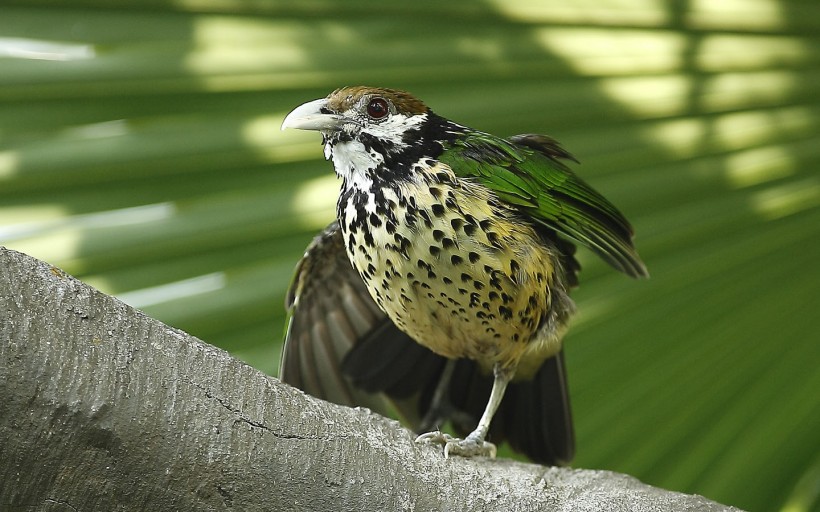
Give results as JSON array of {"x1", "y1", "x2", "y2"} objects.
[{"x1": 0, "y1": 246, "x2": 742, "y2": 512}]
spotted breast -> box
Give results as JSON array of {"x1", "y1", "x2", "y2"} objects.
[{"x1": 337, "y1": 160, "x2": 573, "y2": 377}]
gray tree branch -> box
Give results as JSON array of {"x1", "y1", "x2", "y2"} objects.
[{"x1": 0, "y1": 247, "x2": 741, "y2": 511}]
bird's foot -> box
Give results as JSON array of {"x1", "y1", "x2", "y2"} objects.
[{"x1": 415, "y1": 431, "x2": 497, "y2": 460}]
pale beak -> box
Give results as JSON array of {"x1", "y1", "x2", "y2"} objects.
[{"x1": 281, "y1": 98, "x2": 344, "y2": 132}]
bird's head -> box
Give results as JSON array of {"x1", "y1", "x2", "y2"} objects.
[{"x1": 282, "y1": 86, "x2": 446, "y2": 188}]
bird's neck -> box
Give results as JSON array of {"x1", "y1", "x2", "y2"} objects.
[{"x1": 325, "y1": 111, "x2": 464, "y2": 197}]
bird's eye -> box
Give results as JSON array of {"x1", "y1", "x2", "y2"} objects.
[{"x1": 366, "y1": 97, "x2": 389, "y2": 120}]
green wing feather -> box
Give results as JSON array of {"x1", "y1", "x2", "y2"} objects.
[{"x1": 439, "y1": 130, "x2": 648, "y2": 278}]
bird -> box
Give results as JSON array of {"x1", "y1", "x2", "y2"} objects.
[{"x1": 279, "y1": 86, "x2": 647, "y2": 465}]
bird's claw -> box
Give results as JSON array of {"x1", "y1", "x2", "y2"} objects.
[{"x1": 415, "y1": 431, "x2": 497, "y2": 460}]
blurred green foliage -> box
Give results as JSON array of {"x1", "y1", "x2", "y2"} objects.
[{"x1": 2, "y1": 2, "x2": 819, "y2": 511}]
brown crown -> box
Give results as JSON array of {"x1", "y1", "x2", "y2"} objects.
[{"x1": 326, "y1": 86, "x2": 428, "y2": 116}]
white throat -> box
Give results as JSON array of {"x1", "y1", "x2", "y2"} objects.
[{"x1": 325, "y1": 139, "x2": 380, "y2": 191}]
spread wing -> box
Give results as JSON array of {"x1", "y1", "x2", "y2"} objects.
[
  {"x1": 280, "y1": 221, "x2": 443, "y2": 426},
  {"x1": 438, "y1": 131, "x2": 648, "y2": 278}
]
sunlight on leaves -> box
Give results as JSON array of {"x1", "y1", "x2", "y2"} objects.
[
  {"x1": 0, "y1": 151, "x2": 19, "y2": 179},
  {"x1": 289, "y1": 174, "x2": 338, "y2": 230},
  {"x1": 750, "y1": 178, "x2": 820, "y2": 220},
  {"x1": 116, "y1": 272, "x2": 227, "y2": 309},
  {"x1": 486, "y1": 0, "x2": 670, "y2": 27},
  {"x1": 688, "y1": 0, "x2": 785, "y2": 31},
  {"x1": 0, "y1": 37, "x2": 95, "y2": 61},
  {"x1": 726, "y1": 146, "x2": 795, "y2": 189}
]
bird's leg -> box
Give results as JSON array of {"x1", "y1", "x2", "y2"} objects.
[{"x1": 416, "y1": 362, "x2": 515, "y2": 460}]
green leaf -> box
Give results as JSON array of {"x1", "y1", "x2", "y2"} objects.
[{"x1": 2, "y1": 2, "x2": 819, "y2": 511}]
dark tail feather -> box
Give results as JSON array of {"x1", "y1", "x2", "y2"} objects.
[{"x1": 502, "y1": 351, "x2": 575, "y2": 465}]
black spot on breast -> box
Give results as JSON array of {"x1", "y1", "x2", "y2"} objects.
[
  {"x1": 450, "y1": 254, "x2": 463, "y2": 265},
  {"x1": 443, "y1": 276, "x2": 453, "y2": 285},
  {"x1": 468, "y1": 251, "x2": 480, "y2": 263},
  {"x1": 418, "y1": 209, "x2": 433, "y2": 228},
  {"x1": 428, "y1": 186, "x2": 442, "y2": 199},
  {"x1": 460, "y1": 272, "x2": 472, "y2": 282},
  {"x1": 510, "y1": 259, "x2": 521, "y2": 276},
  {"x1": 479, "y1": 219, "x2": 491, "y2": 231},
  {"x1": 429, "y1": 246, "x2": 441, "y2": 257},
  {"x1": 369, "y1": 213, "x2": 382, "y2": 227},
  {"x1": 451, "y1": 218, "x2": 464, "y2": 231},
  {"x1": 442, "y1": 238, "x2": 455, "y2": 249},
  {"x1": 464, "y1": 224, "x2": 477, "y2": 237},
  {"x1": 499, "y1": 305, "x2": 513, "y2": 320},
  {"x1": 473, "y1": 280, "x2": 485, "y2": 291},
  {"x1": 431, "y1": 204, "x2": 445, "y2": 217},
  {"x1": 435, "y1": 171, "x2": 451, "y2": 183},
  {"x1": 432, "y1": 229, "x2": 444, "y2": 242},
  {"x1": 487, "y1": 231, "x2": 501, "y2": 247},
  {"x1": 395, "y1": 233, "x2": 412, "y2": 256}
]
